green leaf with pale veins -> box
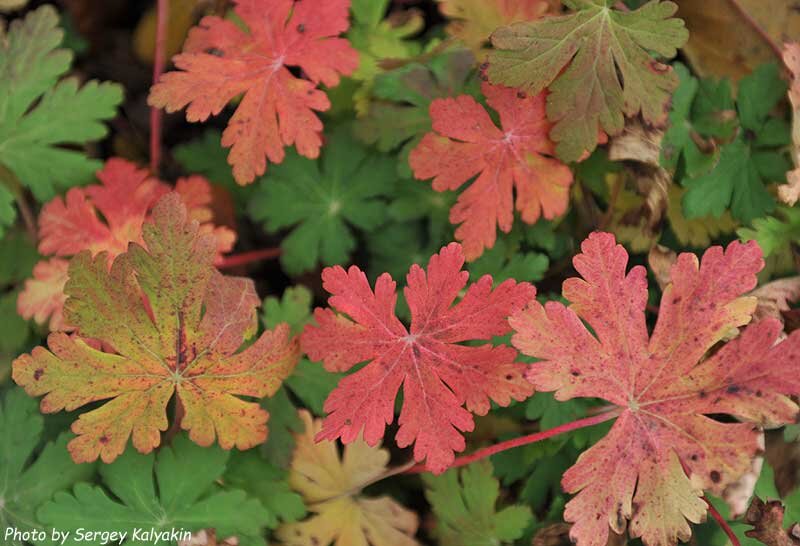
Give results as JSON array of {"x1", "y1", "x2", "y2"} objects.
[
  {"x1": 0, "y1": 6, "x2": 122, "y2": 207},
  {"x1": 0, "y1": 389, "x2": 94, "y2": 546},
  {"x1": 38, "y1": 434, "x2": 272, "y2": 546},
  {"x1": 423, "y1": 460, "x2": 533, "y2": 546},
  {"x1": 249, "y1": 128, "x2": 397, "y2": 275},
  {"x1": 488, "y1": 0, "x2": 688, "y2": 162}
]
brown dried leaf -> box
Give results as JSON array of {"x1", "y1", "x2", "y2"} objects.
[
  {"x1": 745, "y1": 497, "x2": 800, "y2": 546},
  {"x1": 675, "y1": 0, "x2": 800, "y2": 81}
]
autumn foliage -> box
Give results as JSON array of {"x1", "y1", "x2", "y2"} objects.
[{"x1": 3, "y1": 1, "x2": 800, "y2": 546}]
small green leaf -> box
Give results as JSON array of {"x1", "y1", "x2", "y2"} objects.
[
  {"x1": 249, "y1": 128, "x2": 396, "y2": 275},
  {"x1": 423, "y1": 460, "x2": 533, "y2": 546},
  {"x1": 223, "y1": 451, "x2": 306, "y2": 528}
]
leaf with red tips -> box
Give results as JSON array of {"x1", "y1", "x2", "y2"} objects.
[
  {"x1": 17, "y1": 158, "x2": 235, "y2": 331},
  {"x1": 409, "y1": 82, "x2": 573, "y2": 261},
  {"x1": 510, "y1": 232, "x2": 800, "y2": 546},
  {"x1": 487, "y1": 0, "x2": 688, "y2": 162},
  {"x1": 301, "y1": 242, "x2": 536, "y2": 473},
  {"x1": 148, "y1": 0, "x2": 359, "y2": 184},
  {"x1": 12, "y1": 194, "x2": 300, "y2": 464}
]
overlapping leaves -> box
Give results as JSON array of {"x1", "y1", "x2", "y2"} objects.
[
  {"x1": 13, "y1": 194, "x2": 299, "y2": 463},
  {"x1": 488, "y1": 0, "x2": 688, "y2": 162}
]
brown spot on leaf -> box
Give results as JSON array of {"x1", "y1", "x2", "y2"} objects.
[
  {"x1": 710, "y1": 470, "x2": 721, "y2": 483},
  {"x1": 33, "y1": 368, "x2": 44, "y2": 380}
]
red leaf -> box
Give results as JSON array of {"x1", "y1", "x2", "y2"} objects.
[
  {"x1": 301, "y1": 243, "x2": 536, "y2": 473},
  {"x1": 409, "y1": 82, "x2": 573, "y2": 260},
  {"x1": 148, "y1": 0, "x2": 359, "y2": 184},
  {"x1": 17, "y1": 158, "x2": 235, "y2": 331},
  {"x1": 510, "y1": 232, "x2": 800, "y2": 546}
]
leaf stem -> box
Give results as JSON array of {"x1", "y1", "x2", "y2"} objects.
[
  {"x1": 404, "y1": 407, "x2": 621, "y2": 474},
  {"x1": 705, "y1": 497, "x2": 742, "y2": 546},
  {"x1": 217, "y1": 247, "x2": 282, "y2": 269},
  {"x1": 149, "y1": 0, "x2": 169, "y2": 175}
]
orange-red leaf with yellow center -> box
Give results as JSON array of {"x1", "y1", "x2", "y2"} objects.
[
  {"x1": 13, "y1": 194, "x2": 299, "y2": 464},
  {"x1": 510, "y1": 232, "x2": 800, "y2": 546}
]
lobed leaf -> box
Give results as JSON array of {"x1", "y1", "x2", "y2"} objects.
[
  {"x1": 488, "y1": 0, "x2": 688, "y2": 162},
  {"x1": 13, "y1": 194, "x2": 299, "y2": 463},
  {"x1": 148, "y1": 0, "x2": 359, "y2": 184}
]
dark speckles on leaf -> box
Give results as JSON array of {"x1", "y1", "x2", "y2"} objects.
[
  {"x1": 99, "y1": 435, "x2": 110, "y2": 445},
  {"x1": 699, "y1": 390, "x2": 707, "y2": 399},
  {"x1": 33, "y1": 368, "x2": 44, "y2": 380},
  {"x1": 570, "y1": 369, "x2": 581, "y2": 377},
  {"x1": 310, "y1": 536, "x2": 319, "y2": 546},
  {"x1": 344, "y1": 418, "x2": 352, "y2": 426},
  {"x1": 412, "y1": 345, "x2": 421, "y2": 359},
  {"x1": 710, "y1": 470, "x2": 721, "y2": 483},
  {"x1": 505, "y1": 374, "x2": 514, "y2": 381},
  {"x1": 690, "y1": 454, "x2": 698, "y2": 461},
  {"x1": 297, "y1": 23, "x2": 305, "y2": 33},
  {"x1": 726, "y1": 385, "x2": 740, "y2": 394}
]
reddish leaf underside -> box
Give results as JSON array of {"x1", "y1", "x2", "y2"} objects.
[
  {"x1": 13, "y1": 194, "x2": 299, "y2": 463},
  {"x1": 409, "y1": 81, "x2": 573, "y2": 261},
  {"x1": 301, "y1": 242, "x2": 536, "y2": 473},
  {"x1": 148, "y1": 0, "x2": 359, "y2": 184},
  {"x1": 17, "y1": 158, "x2": 235, "y2": 331},
  {"x1": 510, "y1": 232, "x2": 800, "y2": 546}
]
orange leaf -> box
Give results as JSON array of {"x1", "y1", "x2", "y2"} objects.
[{"x1": 148, "y1": 0, "x2": 359, "y2": 184}]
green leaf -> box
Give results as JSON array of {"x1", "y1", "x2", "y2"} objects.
[
  {"x1": 0, "y1": 6, "x2": 122, "y2": 205},
  {"x1": 468, "y1": 235, "x2": 549, "y2": 284},
  {"x1": 737, "y1": 63, "x2": 787, "y2": 132},
  {"x1": 423, "y1": 460, "x2": 533, "y2": 546},
  {"x1": 354, "y1": 49, "x2": 477, "y2": 176},
  {"x1": 346, "y1": 0, "x2": 423, "y2": 114},
  {"x1": 683, "y1": 137, "x2": 776, "y2": 223},
  {"x1": 261, "y1": 287, "x2": 342, "y2": 416},
  {"x1": 259, "y1": 387, "x2": 304, "y2": 470},
  {"x1": 284, "y1": 360, "x2": 341, "y2": 417},
  {"x1": 660, "y1": 63, "x2": 720, "y2": 177},
  {"x1": 249, "y1": 128, "x2": 397, "y2": 275},
  {"x1": 223, "y1": 451, "x2": 306, "y2": 528},
  {"x1": 0, "y1": 389, "x2": 94, "y2": 545},
  {"x1": 262, "y1": 286, "x2": 313, "y2": 337},
  {"x1": 38, "y1": 434, "x2": 271, "y2": 546},
  {"x1": 173, "y1": 130, "x2": 256, "y2": 208},
  {"x1": 488, "y1": 0, "x2": 688, "y2": 161}
]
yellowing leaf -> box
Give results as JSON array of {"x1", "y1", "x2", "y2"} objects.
[
  {"x1": 277, "y1": 410, "x2": 419, "y2": 546},
  {"x1": 12, "y1": 193, "x2": 300, "y2": 463}
]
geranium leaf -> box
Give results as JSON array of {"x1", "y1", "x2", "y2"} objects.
[
  {"x1": 409, "y1": 82, "x2": 573, "y2": 261},
  {"x1": 148, "y1": 0, "x2": 359, "y2": 184},
  {"x1": 13, "y1": 193, "x2": 300, "y2": 463},
  {"x1": 277, "y1": 410, "x2": 419, "y2": 546},
  {"x1": 487, "y1": 0, "x2": 688, "y2": 162},
  {"x1": 301, "y1": 242, "x2": 536, "y2": 473},
  {"x1": 510, "y1": 232, "x2": 800, "y2": 546}
]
